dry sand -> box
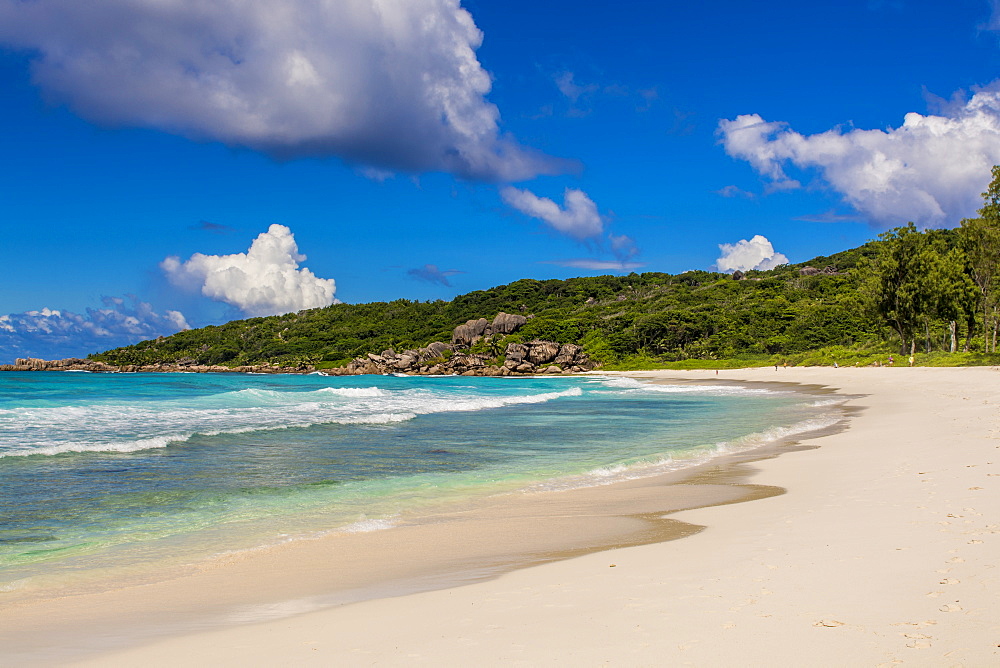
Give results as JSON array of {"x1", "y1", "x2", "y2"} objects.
[{"x1": 11, "y1": 367, "x2": 1000, "y2": 666}]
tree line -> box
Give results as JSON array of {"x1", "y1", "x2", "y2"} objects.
[{"x1": 860, "y1": 166, "x2": 1000, "y2": 355}]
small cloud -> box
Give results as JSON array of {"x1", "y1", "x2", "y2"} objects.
[
  {"x1": 715, "y1": 235, "x2": 789, "y2": 273},
  {"x1": 715, "y1": 185, "x2": 756, "y2": 199},
  {"x1": 0, "y1": 296, "x2": 189, "y2": 362},
  {"x1": 666, "y1": 107, "x2": 695, "y2": 134},
  {"x1": 162, "y1": 224, "x2": 336, "y2": 316},
  {"x1": 608, "y1": 232, "x2": 639, "y2": 261},
  {"x1": 555, "y1": 71, "x2": 599, "y2": 103},
  {"x1": 763, "y1": 179, "x2": 801, "y2": 194},
  {"x1": 190, "y1": 220, "x2": 235, "y2": 234},
  {"x1": 793, "y1": 210, "x2": 864, "y2": 223},
  {"x1": 543, "y1": 259, "x2": 645, "y2": 272},
  {"x1": 501, "y1": 186, "x2": 604, "y2": 240},
  {"x1": 552, "y1": 71, "x2": 658, "y2": 116},
  {"x1": 638, "y1": 87, "x2": 659, "y2": 110},
  {"x1": 357, "y1": 166, "x2": 395, "y2": 182},
  {"x1": 407, "y1": 264, "x2": 464, "y2": 287}
]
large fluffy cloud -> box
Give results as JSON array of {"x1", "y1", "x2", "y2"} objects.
[
  {"x1": 718, "y1": 87, "x2": 1000, "y2": 227},
  {"x1": 0, "y1": 0, "x2": 562, "y2": 180},
  {"x1": 716, "y1": 235, "x2": 789, "y2": 273},
  {"x1": 162, "y1": 224, "x2": 336, "y2": 316},
  {"x1": 501, "y1": 187, "x2": 604, "y2": 240},
  {"x1": 0, "y1": 297, "x2": 189, "y2": 362}
]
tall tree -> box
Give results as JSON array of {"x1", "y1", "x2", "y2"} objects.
[
  {"x1": 959, "y1": 166, "x2": 1000, "y2": 352},
  {"x1": 918, "y1": 232, "x2": 976, "y2": 353},
  {"x1": 858, "y1": 223, "x2": 928, "y2": 354}
]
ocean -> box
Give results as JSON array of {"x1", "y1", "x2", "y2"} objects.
[{"x1": 0, "y1": 371, "x2": 841, "y2": 598}]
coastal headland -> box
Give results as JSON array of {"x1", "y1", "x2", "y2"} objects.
[
  {"x1": 3, "y1": 367, "x2": 999, "y2": 666},
  {"x1": 1, "y1": 312, "x2": 596, "y2": 377}
]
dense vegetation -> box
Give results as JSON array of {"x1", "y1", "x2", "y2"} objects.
[{"x1": 93, "y1": 169, "x2": 1000, "y2": 370}]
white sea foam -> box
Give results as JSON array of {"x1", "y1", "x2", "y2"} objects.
[
  {"x1": 524, "y1": 413, "x2": 844, "y2": 493},
  {"x1": 0, "y1": 384, "x2": 582, "y2": 458},
  {"x1": 338, "y1": 518, "x2": 397, "y2": 533},
  {"x1": 808, "y1": 398, "x2": 847, "y2": 407},
  {"x1": 594, "y1": 376, "x2": 781, "y2": 396},
  {"x1": 316, "y1": 387, "x2": 385, "y2": 398}
]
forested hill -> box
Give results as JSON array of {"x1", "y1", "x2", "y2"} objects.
[
  {"x1": 93, "y1": 243, "x2": 886, "y2": 369},
  {"x1": 86, "y1": 167, "x2": 1000, "y2": 370}
]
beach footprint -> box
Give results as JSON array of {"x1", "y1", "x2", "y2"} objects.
[{"x1": 903, "y1": 632, "x2": 933, "y2": 649}]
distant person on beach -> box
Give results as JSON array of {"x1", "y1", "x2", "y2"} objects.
[{"x1": 909, "y1": 354, "x2": 915, "y2": 366}]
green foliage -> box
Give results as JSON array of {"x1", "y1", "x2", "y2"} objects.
[{"x1": 91, "y1": 169, "x2": 1000, "y2": 370}]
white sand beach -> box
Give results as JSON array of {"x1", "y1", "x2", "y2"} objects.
[{"x1": 19, "y1": 367, "x2": 1000, "y2": 666}]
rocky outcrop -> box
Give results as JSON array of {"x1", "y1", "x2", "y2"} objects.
[
  {"x1": 490, "y1": 311, "x2": 527, "y2": 335},
  {"x1": 451, "y1": 318, "x2": 489, "y2": 346},
  {"x1": 526, "y1": 341, "x2": 560, "y2": 365},
  {"x1": 799, "y1": 265, "x2": 839, "y2": 276},
  {"x1": 0, "y1": 357, "x2": 315, "y2": 374},
  {"x1": 324, "y1": 311, "x2": 595, "y2": 376},
  {"x1": 450, "y1": 312, "x2": 529, "y2": 346},
  {"x1": 324, "y1": 337, "x2": 594, "y2": 377},
  {"x1": 1, "y1": 310, "x2": 595, "y2": 377}
]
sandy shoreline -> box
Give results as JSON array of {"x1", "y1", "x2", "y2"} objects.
[{"x1": 5, "y1": 367, "x2": 1000, "y2": 666}]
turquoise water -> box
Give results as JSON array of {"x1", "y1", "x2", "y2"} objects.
[{"x1": 0, "y1": 371, "x2": 840, "y2": 593}]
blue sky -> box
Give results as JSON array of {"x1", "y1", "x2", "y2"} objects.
[{"x1": 3, "y1": 0, "x2": 1000, "y2": 361}]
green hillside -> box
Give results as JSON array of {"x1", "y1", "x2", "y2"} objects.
[
  {"x1": 92, "y1": 166, "x2": 1000, "y2": 371},
  {"x1": 90, "y1": 242, "x2": 880, "y2": 369}
]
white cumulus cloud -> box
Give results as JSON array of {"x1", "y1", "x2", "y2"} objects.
[
  {"x1": 718, "y1": 87, "x2": 1000, "y2": 227},
  {"x1": 501, "y1": 187, "x2": 604, "y2": 240},
  {"x1": 162, "y1": 224, "x2": 336, "y2": 317},
  {"x1": 0, "y1": 296, "x2": 189, "y2": 362},
  {"x1": 0, "y1": 0, "x2": 563, "y2": 180},
  {"x1": 716, "y1": 235, "x2": 789, "y2": 273}
]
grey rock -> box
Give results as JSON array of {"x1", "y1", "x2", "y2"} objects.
[
  {"x1": 554, "y1": 343, "x2": 583, "y2": 365},
  {"x1": 505, "y1": 343, "x2": 528, "y2": 363},
  {"x1": 452, "y1": 318, "x2": 489, "y2": 346},
  {"x1": 490, "y1": 312, "x2": 527, "y2": 335},
  {"x1": 527, "y1": 340, "x2": 560, "y2": 365}
]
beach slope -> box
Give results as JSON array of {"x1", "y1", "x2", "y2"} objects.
[{"x1": 74, "y1": 367, "x2": 1000, "y2": 666}]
